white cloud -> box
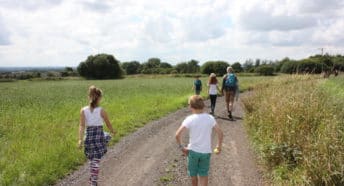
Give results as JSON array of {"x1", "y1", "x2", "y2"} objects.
[
  {"x1": 0, "y1": 16, "x2": 10, "y2": 45},
  {"x1": 0, "y1": 0, "x2": 344, "y2": 66}
]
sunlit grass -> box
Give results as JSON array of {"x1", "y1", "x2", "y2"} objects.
[{"x1": 242, "y1": 75, "x2": 344, "y2": 185}]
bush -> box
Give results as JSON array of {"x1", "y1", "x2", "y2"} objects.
[
  {"x1": 280, "y1": 61, "x2": 298, "y2": 74},
  {"x1": 77, "y1": 54, "x2": 123, "y2": 79},
  {"x1": 255, "y1": 65, "x2": 275, "y2": 76},
  {"x1": 122, "y1": 61, "x2": 141, "y2": 75}
]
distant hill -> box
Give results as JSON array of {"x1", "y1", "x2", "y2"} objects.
[{"x1": 0, "y1": 67, "x2": 67, "y2": 72}]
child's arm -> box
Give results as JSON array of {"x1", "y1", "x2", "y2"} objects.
[
  {"x1": 213, "y1": 124, "x2": 223, "y2": 154},
  {"x1": 175, "y1": 125, "x2": 188, "y2": 155},
  {"x1": 101, "y1": 109, "x2": 116, "y2": 136},
  {"x1": 78, "y1": 109, "x2": 85, "y2": 148}
]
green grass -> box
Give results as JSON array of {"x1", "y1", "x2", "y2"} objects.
[
  {"x1": 242, "y1": 75, "x2": 344, "y2": 185},
  {"x1": 0, "y1": 75, "x2": 271, "y2": 185}
]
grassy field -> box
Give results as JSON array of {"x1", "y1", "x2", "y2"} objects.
[
  {"x1": 242, "y1": 75, "x2": 344, "y2": 185},
  {"x1": 0, "y1": 75, "x2": 269, "y2": 185}
]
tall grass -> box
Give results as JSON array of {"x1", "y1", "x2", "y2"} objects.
[{"x1": 242, "y1": 75, "x2": 344, "y2": 185}]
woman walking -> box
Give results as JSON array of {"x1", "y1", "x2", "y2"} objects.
[{"x1": 207, "y1": 73, "x2": 220, "y2": 115}]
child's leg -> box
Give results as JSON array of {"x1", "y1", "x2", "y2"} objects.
[
  {"x1": 89, "y1": 158, "x2": 100, "y2": 186},
  {"x1": 199, "y1": 176, "x2": 208, "y2": 186},
  {"x1": 191, "y1": 176, "x2": 198, "y2": 186}
]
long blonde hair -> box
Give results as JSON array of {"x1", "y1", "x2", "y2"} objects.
[{"x1": 88, "y1": 85, "x2": 102, "y2": 108}]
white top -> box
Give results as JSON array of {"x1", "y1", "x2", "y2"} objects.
[
  {"x1": 182, "y1": 113, "x2": 216, "y2": 153},
  {"x1": 82, "y1": 106, "x2": 104, "y2": 127},
  {"x1": 208, "y1": 83, "x2": 218, "y2": 95}
]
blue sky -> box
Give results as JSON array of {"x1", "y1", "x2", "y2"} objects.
[{"x1": 0, "y1": 0, "x2": 344, "y2": 67}]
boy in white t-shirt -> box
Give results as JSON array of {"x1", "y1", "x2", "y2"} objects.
[{"x1": 175, "y1": 95, "x2": 223, "y2": 186}]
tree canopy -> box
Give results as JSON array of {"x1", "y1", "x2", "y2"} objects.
[{"x1": 77, "y1": 54, "x2": 123, "y2": 79}]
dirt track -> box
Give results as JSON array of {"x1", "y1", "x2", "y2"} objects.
[{"x1": 57, "y1": 94, "x2": 264, "y2": 186}]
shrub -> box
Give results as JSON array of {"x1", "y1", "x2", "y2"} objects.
[{"x1": 255, "y1": 65, "x2": 275, "y2": 76}]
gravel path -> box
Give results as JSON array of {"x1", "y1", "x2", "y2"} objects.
[{"x1": 57, "y1": 94, "x2": 264, "y2": 186}]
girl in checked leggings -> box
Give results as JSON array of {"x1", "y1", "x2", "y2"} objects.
[{"x1": 78, "y1": 85, "x2": 116, "y2": 186}]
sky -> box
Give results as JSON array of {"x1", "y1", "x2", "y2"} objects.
[{"x1": 0, "y1": 0, "x2": 344, "y2": 67}]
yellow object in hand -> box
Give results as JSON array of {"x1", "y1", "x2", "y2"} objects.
[{"x1": 214, "y1": 147, "x2": 219, "y2": 154}]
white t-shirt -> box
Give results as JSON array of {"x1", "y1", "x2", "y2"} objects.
[
  {"x1": 208, "y1": 83, "x2": 218, "y2": 95},
  {"x1": 182, "y1": 113, "x2": 216, "y2": 153},
  {"x1": 82, "y1": 106, "x2": 104, "y2": 127}
]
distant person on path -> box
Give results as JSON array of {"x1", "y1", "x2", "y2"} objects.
[
  {"x1": 207, "y1": 73, "x2": 220, "y2": 115},
  {"x1": 193, "y1": 75, "x2": 202, "y2": 95},
  {"x1": 78, "y1": 85, "x2": 116, "y2": 186},
  {"x1": 221, "y1": 66, "x2": 238, "y2": 120},
  {"x1": 175, "y1": 95, "x2": 223, "y2": 186}
]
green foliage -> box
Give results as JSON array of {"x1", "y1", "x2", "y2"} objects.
[
  {"x1": 77, "y1": 54, "x2": 123, "y2": 79},
  {"x1": 333, "y1": 56, "x2": 344, "y2": 71},
  {"x1": 201, "y1": 61, "x2": 229, "y2": 76},
  {"x1": 242, "y1": 75, "x2": 344, "y2": 185},
  {"x1": 231, "y1": 62, "x2": 243, "y2": 72},
  {"x1": 297, "y1": 59, "x2": 324, "y2": 73},
  {"x1": 122, "y1": 61, "x2": 141, "y2": 75},
  {"x1": 175, "y1": 59, "x2": 200, "y2": 73},
  {"x1": 280, "y1": 61, "x2": 298, "y2": 74},
  {"x1": 254, "y1": 65, "x2": 275, "y2": 76},
  {"x1": 243, "y1": 59, "x2": 255, "y2": 72},
  {"x1": 140, "y1": 58, "x2": 174, "y2": 74}
]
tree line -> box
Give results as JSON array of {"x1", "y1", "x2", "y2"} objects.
[
  {"x1": 76, "y1": 53, "x2": 344, "y2": 79},
  {"x1": 2, "y1": 53, "x2": 343, "y2": 80}
]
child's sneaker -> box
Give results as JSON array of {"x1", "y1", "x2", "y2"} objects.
[{"x1": 228, "y1": 111, "x2": 233, "y2": 120}]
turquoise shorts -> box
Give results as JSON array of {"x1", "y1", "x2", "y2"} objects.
[{"x1": 187, "y1": 150, "x2": 211, "y2": 177}]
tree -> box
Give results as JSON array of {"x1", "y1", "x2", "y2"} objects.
[
  {"x1": 175, "y1": 62, "x2": 188, "y2": 73},
  {"x1": 255, "y1": 59, "x2": 261, "y2": 67},
  {"x1": 160, "y1": 62, "x2": 173, "y2": 68},
  {"x1": 201, "y1": 61, "x2": 229, "y2": 76},
  {"x1": 77, "y1": 54, "x2": 123, "y2": 79},
  {"x1": 280, "y1": 61, "x2": 298, "y2": 74},
  {"x1": 255, "y1": 65, "x2": 275, "y2": 76},
  {"x1": 231, "y1": 62, "x2": 243, "y2": 72},
  {"x1": 243, "y1": 59, "x2": 254, "y2": 72},
  {"x1": 122, "y1": 61, "x2": 141, "y2": 75},
  {"x1": 174, "y1": 59, "x2": 200, "y2": 73}
]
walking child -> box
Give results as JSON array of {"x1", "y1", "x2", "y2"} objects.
[
  {"x1": 175, "y1": 95, "x2": 223, "y2": 186},
  {"x1": 193, "y1": 75, "x2": 202, "y2": 95},
  {"x1": 78, "y1": 85, "x2": 116, "y2": 186},
  {"x1": 221, "y1": 66, "x2": 238, "y2": 120},
  {"x1": 207, "y1": 73, "x2": 221, "y2": 115}
]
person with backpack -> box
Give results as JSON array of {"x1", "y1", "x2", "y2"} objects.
[
  {"x1": 192, "y1": 75, "x2": 202, "y2": 95},
  {"x1": 221, "y1": 66, "x2": 238, "y2": 120}
]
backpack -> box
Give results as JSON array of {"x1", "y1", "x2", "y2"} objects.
[
  {"x1": 225, "y1": 73, "x2": 236, "y2": 87},
  {"x1": 194, "y1": 80, "x2": 202, "y2": 90}
]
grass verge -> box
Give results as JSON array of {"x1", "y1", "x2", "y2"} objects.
[{"x1": 242, "y1": 75, "x2": 344, "y2": 185}]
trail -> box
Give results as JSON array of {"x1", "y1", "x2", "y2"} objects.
[{"x1": 57, "y1": 94, "x2": 264, "y2": 186}]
